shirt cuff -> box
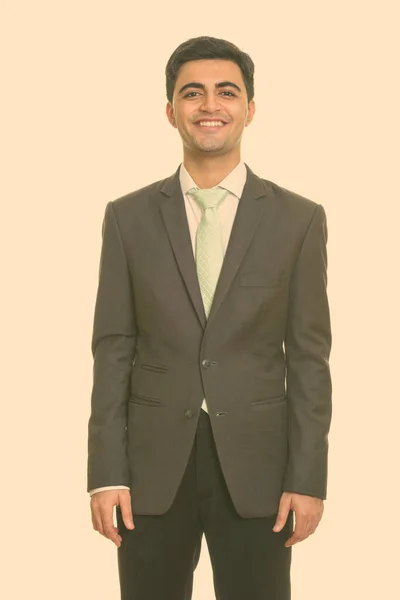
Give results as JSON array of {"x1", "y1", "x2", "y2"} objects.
[{"x1": 89, "y1": 485, "x2": 130, "y2": 497}]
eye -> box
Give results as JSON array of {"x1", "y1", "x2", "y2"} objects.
[{"x1": 183, "y1": 91, "x2": 236, "y2": 98}]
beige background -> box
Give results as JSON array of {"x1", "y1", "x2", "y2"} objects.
[{"x1": 1, "y1": 1, "x2": 399, "y2": 598}]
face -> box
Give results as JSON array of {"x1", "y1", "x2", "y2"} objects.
[{"x1": 166, "y1": 59, "x2": 255, "y2": 156}]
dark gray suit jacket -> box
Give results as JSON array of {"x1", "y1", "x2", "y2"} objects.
[{"x1": 87, "y1": 163, "x2": 332, "y2": 518}]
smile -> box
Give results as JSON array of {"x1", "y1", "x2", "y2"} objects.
[
  {"x1": 194, "y1": 120, "x2": 228, "y2": 131},
  {"x1": 198, "y1": 120, "x2": 225, "y2": 126}
]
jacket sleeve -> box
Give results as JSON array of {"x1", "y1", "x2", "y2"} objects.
[
  {"x1": 283, "y1": 203, "x2": 332, "y2": 499},
  {"x1": 87, "y1": 201, "x2": 137, "y2": 492}
]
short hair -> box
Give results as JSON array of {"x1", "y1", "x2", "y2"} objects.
[{"x1": 165, "y1": 36, "x2": 255, "y2": 103}]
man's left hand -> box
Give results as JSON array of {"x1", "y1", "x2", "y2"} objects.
[{"x1": 273, "y1": 492, "x2": 324, "y2": 547}]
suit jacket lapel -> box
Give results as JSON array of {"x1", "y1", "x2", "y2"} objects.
[
  {"x1": 206, "y1": 164, "x2": 268, "y2": 327},
  {"x1": 159, "y1": 163, "x2": 273, "y2": 330},
  {"x1": 160, "y1": 167, "x2": 207, "y2": 328}
]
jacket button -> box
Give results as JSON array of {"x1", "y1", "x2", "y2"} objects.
[
  {"x1": 202, "y1": 359, "x2": 211, "y2": 368},
  {"x1": 184, "y1": 409, "x2": 195, "y2": 419}
]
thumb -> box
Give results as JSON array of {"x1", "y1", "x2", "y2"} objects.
[
  {"x1": 119, "y1": 495, "x2": 135, "y2": 530},
  {"x1": 273, "y1": 494, "x2": 291, "y2": 532}
]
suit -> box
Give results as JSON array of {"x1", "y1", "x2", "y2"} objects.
[{"x1": 87, "y1": 162, "x2": 332, "y2": 522}]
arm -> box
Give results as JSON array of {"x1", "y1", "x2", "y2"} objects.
[
  {"x1": 283, "y1": 203, "x2": 332, "y2": 499},
  {"x1": 87, "y1": 200, "x2": 137, "y2": 492}
]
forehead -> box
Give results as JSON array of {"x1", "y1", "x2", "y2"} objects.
[{"x1": 175, "y1": 59, "x2": 243, "y2": 86}]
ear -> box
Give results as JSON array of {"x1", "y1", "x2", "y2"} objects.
[
  {"x1": 166, "y1": 102, "x2": 177, "y2": 128},
  {"x1": 245, "y1": 100, "x2": 256, "y2": 126}
]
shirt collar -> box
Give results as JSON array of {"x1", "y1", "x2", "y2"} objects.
[{"x1": 179, "y1": 160, "x2": 247, "y2": 199}]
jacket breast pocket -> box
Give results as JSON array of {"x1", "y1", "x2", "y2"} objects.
[{"x1": 239, "y1": 272, "x2": 289, "y2": 288}]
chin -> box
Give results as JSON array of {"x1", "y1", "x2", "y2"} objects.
[
  {"x1": 195, "y1": 139, "x2": 226, "y2": 151},
  {"x1": 198, "y1": 145, "x2": 225, "y2": 154}
]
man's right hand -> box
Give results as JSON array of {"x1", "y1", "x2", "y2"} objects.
[{"x1": 90, "y1": 489, "x2": 135, "y2": 547}]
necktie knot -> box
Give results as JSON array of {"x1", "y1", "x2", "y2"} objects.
[{"x1": 188, "y1": 186, "x2": 229, "y2": 211}]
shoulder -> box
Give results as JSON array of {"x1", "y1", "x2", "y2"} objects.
[
  {"x1": 261, "y1": 177, "x2": 319, "y2": 211},
  {"x1": 256, "y1": 175, "x2": 326, "y2": 229},
  {"x1": 111, "y1": 176, "x2": 169, "y2": 211}
]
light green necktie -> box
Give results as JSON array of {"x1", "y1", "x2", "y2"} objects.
[{"x1": 188, "y1": 186, "x2": 230, "y2": 318}]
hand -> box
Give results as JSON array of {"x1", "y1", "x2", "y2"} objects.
[
  {"x1": 273, "y1": 491, "x2": 324, "y2": 547},
  {"x1": 90, "y1": 489, "x2": 134, "y2": 547}
]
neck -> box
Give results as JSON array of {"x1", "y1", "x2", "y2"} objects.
[{"x1": 183, "y1": 150, "x2": 241, "y2": 189}]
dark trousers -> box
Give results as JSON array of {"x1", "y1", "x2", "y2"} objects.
[{"x1": 116, "y1": 408, "x2": 293, "y2": 600}]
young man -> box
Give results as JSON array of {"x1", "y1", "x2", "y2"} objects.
[{"x1": 87, "y1": 36, "x2": 332, "y2": 600}]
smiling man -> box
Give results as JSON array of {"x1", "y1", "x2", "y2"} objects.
[
  {"x1": 167, "y1": 58, "x2": 253, "y2": 175},
  {"x1": 87, "y1": 36, "x2": 332, "y2": 600}
]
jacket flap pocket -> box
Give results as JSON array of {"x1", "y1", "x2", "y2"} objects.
[
  {"x1": 129, "y1": 393, "x2": 162, "y2": 406},
  {"x1": 250, "y1": 395, "x2": 287, "y2": 407}
]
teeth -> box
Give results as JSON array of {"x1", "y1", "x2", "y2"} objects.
[{"x1": 198, "y1": 121, "x2": 224, "y2": 127}]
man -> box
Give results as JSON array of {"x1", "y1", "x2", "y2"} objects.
[{"x1": 87, "y1": 36, "x2": 332, "y2": 600}]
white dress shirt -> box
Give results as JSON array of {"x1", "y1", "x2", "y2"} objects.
[{"x1": 89, "y1": 160, "x2": 247, "y2": 496}]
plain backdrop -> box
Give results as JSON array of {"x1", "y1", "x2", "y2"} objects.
[{"x1": 1, "y1": 1, "x2": 399, "y2": 598}]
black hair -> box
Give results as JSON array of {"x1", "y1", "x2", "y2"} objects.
[{"x1": 165, "y1": 36, "x2": 255, "y2": 103}]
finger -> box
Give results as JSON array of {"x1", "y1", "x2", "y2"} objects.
[
  {"x1": 285, "y1": 528, "x2": 314, "y2": 546},
  {"x1": 273, "y1": 497, "x2": 291, "y2": 532},
  {"x1": 101, "y1": 511, "x2": 122, "y2": 547},
  {"x1": 285, "y1": 533, "x2": 302, "y2": 547},
  {"x1": 91, "y1": 505, "x2": 105, "y2": 535},
  {"x1": 285, "y1": 510, "x2": 306, "y2": 546},
  {"x1": 285, "y1": 521, "x2": 313, "y2": 547},
  {"x1": 119, "y1": 498, "x2": 135, "y2": 530},
  {"x1": 94, "y1": 500, "x2": 121, "y2": 544},
  {"x1": 93, "y1": 515, "x2": 105, "y2": 535}
]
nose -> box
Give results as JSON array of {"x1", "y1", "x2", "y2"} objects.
[{"x1": 200, "y1": 92, "x2": 221, "y2": 113}]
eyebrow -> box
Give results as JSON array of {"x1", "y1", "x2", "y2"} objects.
[{"x1": 177, "y1": 81, "x2": 242, "y2": 95}]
